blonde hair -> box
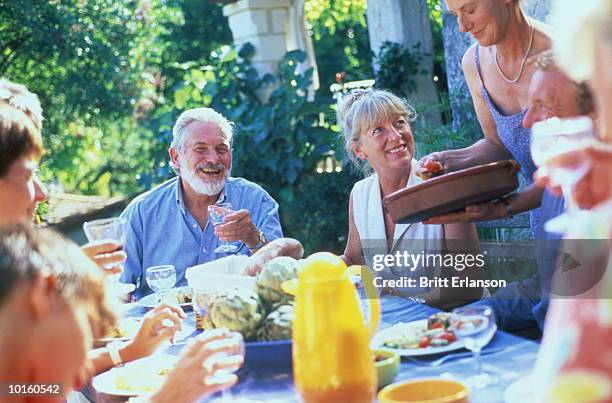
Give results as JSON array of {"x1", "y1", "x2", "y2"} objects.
[
  {"x1": 336, "y1": 88, "x2": 417, "y2": 175},
  {"x1": 552, "y1": 0, "x2": 612, "y2": 81},
  {"x1": 0, "y1": 79, "x2": 44, "y2": 176},
  {"x1": 0, "y1": 224, "x2": 116, "y2": 338}
]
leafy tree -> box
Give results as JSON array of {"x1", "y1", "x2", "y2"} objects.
[{"x1": 304, "y1": 0, "x2": 373, "y2": 94}]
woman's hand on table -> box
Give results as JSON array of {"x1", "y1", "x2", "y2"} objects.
[
  {"x1": 81, "y1": 240, "x2": 127, "y2": 274},
  {"x1": 121, "y1": 304, "x2": 187, "y2": 362},
  {"x1": 150, "y1": 329, "x2": 240, "y2": 403}
]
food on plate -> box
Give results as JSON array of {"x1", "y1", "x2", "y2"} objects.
[
  {"x1": 113, "y1": 356, "x2": 177, "y2": 394},
  {"x1": 168, "y1": 287, "x2": 192, "y2": 304},
  {"x1": 257, "y1": 303, "x2": 294, "y2": 341},
  {"x1": 255, "y1": 256, "x2": 298, "y2": 307},
  {"x1": 417, "y1": 159, "x2": 447, "y2": 180},
  {"x1": 381, "y1": 313, "x2": 457, "y2": 350},
  {"x1": 108, "y1": 318, "x2": 141, "y2": 339},
  {"x1": 427, "y1": 312, "x2": 451, "y2": 330}
]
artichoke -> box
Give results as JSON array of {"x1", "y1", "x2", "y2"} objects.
[
  {"x1": 209, "y1": 289, "x2": 264, "y2": 339},
  {"x1": 255, "y1": 256, "x2": 298, "y2": 307},
  {"x1": 257, "y1": 303, "x2": 294, "y2": 341}
]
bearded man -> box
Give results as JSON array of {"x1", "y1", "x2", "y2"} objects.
[{"x1": 120, "y1": 108, "x2": 282, "y2": 297}]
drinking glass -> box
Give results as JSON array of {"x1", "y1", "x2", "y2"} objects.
[
  {"x1": 145, "y1": 265, "x2": 177, "y2": 304},
  {"x1": 83, "y1": 217, "x2": 127, "y2": 271},
  {"x1": 208, "y1": 202, "x2": 239, "y2": 253},
  {"x1": 193, "y1": 289, "x2": 220, "y2": 330},
  {"x1": 203, "y1": 331, "x2": 245, "y2": 401},
  {"x1": 450, "y1": 305, "x2": 498, "y2": 389},
  {"x1": 531, "y1": 116, "x2": 595, "y2": 233},
  {"x1": 83, "y1": 217, "x2": 131, "y2": 298}
]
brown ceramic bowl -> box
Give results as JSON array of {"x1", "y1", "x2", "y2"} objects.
[{"x1": 383, "y1": 160, "x2": 520, "y2": 224}]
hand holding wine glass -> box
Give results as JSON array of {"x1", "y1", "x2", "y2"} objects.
[
  {"x1": 208, "y1": 202, "x2": 239, "y2": 254},
  {"x1": 150, "y1": 329, "x2": 240, "y2": 403},
  {"x1": 83, "y1": 217, "x2": 131, "y2": 299},
  {"x1": 83, "y1": 217, "x2": 127, "y2": 271},
  {"x1": 202, "y1": 331, "x2": 245, "y2": 402},
  {"x1": 530, "y1": 116, "x2": 596, "y2": 233}
]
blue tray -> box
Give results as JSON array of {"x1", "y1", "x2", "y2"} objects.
[{"x1": 245, "y1": 340, "x2": 292, "y2": 370}]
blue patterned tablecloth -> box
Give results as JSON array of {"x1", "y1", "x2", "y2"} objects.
[{"x1": 98, "y1": 296, "x2": 539, "y2": 403}]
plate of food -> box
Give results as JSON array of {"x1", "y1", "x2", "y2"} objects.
[
  {"x1": 93, "y1": 353, "x2": 178, "y2": 397},
  {"x1": 383, "y1": 160, "x2": 520, "y2": 224},
  {"x1": 94, "y1": 317, "x2": 142, "y2": 348},
  {"x1": 371, "y1": 313, "x2": 463, "y2": 356},
  {"x1": 137, "y1": 286, "x2": 193, "y2": 309}
]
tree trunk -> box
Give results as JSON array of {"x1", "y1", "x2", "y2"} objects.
[{"x1": 366, "y1": 0, "x2": 441, "y2": 126}]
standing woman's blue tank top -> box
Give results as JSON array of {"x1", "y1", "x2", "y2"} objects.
[{"x1": 474, "y1": 45, "x2": 541, "y2": 237}]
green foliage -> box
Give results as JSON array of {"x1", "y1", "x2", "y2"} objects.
[
  {"x1": 374, "y1": 41, "x2": 430, "y2": 99},
  {"x1": 305, "y1": 0, "x2": 373, "y2": 96},
  {"x1": 288, "y1": 170, "x2": 360, "y2": 254},
  {"x1": 305, "y1": 0, "x2": 367, "y2": 39}
]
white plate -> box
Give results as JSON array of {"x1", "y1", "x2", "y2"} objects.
[
  {"x1": 137, "y1": 286, "x2": 192, "y2": 309},
  {"x1": 504, "y1": 375, "x2": 534, "y2": 403},
  {"x1": 93, "y1": 317, "x2": 142, "y2": 348},
  {"x1": 93, "y1": 354, "x2": 178, "y2": 397},
  {"x1": 371, "y1": 319, "x2": 464, "y2": 356}
]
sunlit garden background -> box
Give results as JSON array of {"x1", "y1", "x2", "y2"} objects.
[{"x1": 2, "y1": 0, "x2": 480, "y2": 254}]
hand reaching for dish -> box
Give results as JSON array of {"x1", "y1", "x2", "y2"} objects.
[
  {"x1": 149, "y1": 329, "x2": 241, "y2": 403},
  {"x1": 244, "y1": 238, "x2": 304, "y2": 276},
  {"x1": 120, "y1": 304, "x2": 187, "y2": 362},
  {"x1": 415, "y1": 153, "x2": 448, "y2": 180}
]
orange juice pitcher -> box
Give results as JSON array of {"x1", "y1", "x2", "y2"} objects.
[{"x1": 292, "y1": 252, "x2": 380, "y2": 403}]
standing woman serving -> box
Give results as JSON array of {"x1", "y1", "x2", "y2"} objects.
[{"x1": 418, "y1": 0, "x2": 551, "y2": 236}]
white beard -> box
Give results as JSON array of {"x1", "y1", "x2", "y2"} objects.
[{"x1": 180, "y1": 161, "x2": 229, "y2": 196}]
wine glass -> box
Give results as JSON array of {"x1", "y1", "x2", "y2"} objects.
[
  {"x1": 531, "y1": 116, "x2": 595, "y2": 233},
  {"x1": 83, "y1": 217, "x2": 131, "y2": 297},
  {"x1": 450, "y1": 305, "x2": 498, "y2": 389},
  {"x1": 208, "y1": 202, "x2": 239, "y2": 254},
  {"x1": 203, "y1": 331, "x2": 245, "y2": 402},
  {"x1": 145, "y1": 265, "x2": 177, "y2": 304}
]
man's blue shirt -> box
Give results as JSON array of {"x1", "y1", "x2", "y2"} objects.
[
  {"x1": 470, "y1": 190, "x2": 565, "y2": 333},
  {"x1": 120, "y1": 176, "x2": 283, "y2": 298}
]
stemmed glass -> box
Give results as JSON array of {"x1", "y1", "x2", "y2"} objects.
[
  {"x1": 208, "y1": 202, "x2": 239, "y2": 254},
  {"x1": 203, "y1": 331, "x2": 245, "y2": 402},
  {"x1": 450, "y1": 305, "x2": 498, "y2": 389},
  {"x1": 145, "y1": 265, "x2": 177, "y2": 305},
  {"x1": 531, "y1": 116, "x2": 595, "y2": 233},
  {"x1": 83, "y1": 217, "x2": 132, "y2": 296}
]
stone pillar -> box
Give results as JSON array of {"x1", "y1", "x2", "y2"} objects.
[
  {"x1": 223, "y1": 0, "x2": 318, "y2": 99},
  {"x1": 366, "y1": 0, "x2": 441, "y2": 126}
]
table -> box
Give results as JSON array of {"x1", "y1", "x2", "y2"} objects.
[{"x1": 96, "y1": 296, "x2": 539, "y2": 403}]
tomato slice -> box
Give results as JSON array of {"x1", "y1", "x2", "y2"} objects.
[
  {"x1": 419, "y1": 336, "x2": 431, "y2": 348},
  {"x1": 435, "y1": 331, "x2": 457, "y2": 343}
]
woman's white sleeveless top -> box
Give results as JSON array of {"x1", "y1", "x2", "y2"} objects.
[{"x1": 351, "y1": 160, "x2": 444, "y2": 296}]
